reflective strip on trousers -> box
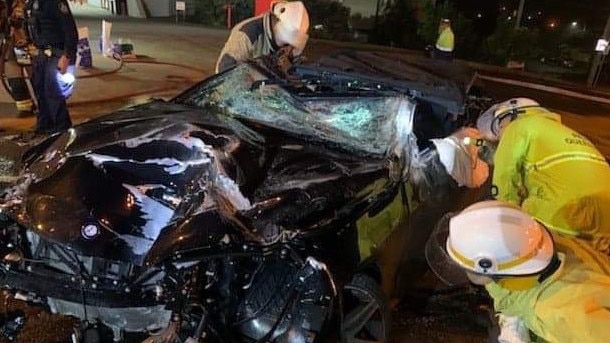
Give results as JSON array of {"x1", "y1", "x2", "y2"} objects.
[
  {"x1": 16, "y1": 99, "x2": 33, "y2": 111},
  {"x1": 435, "y1": 44, "x2": 453, "y2": 52}
]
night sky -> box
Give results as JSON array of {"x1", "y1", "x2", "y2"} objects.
[{"x1": 340, "y1": 0, "x2": 610, "y2": 32}]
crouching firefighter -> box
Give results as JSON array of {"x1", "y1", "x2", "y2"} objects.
[
  {"x1": 427, "y1": 200, "x2": 610, "y2": 343},
  {"x1": 25, "y1": 0, "x2": 77, "y2": 134},
  {"x1": 215, "y1": 0, "x2": 310, "y2": 74},
  {"x1": 0, "y1": 0, "x2": 35, "y2": 116}
]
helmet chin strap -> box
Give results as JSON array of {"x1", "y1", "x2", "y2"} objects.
[
  {"x1": 537, "y1": 253, "x2": 561, "y2": 283},
  {"x1": 491, "y1": 105, "x2": 541, "y2": 136}
]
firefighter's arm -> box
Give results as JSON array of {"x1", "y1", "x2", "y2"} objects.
[
  {"x1": 491, "y1": 126, "x2": 529, "y2": 205},
  {"x1": 56, "y1": 0, "x2": 78, "y2": 64},
  {"x1": 215, "y1": 31, "x2": 253, "y2": 73}
]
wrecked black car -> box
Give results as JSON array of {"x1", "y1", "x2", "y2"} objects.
[{"x1": 0, "y1": 55, "x2": 487, "y2": 343}]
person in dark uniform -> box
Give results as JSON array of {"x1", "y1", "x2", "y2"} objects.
[{"x1": 26, "y1": 0, "x2": 77, "y2": 134}]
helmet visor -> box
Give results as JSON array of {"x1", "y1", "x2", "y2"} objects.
[{"x1": 424, "y1": 213, "x2": 470, "y2": 286}]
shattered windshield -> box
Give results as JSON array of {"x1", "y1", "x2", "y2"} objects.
[{"x1": 179, "y1": 63, "x2": 414, "y2": 156}]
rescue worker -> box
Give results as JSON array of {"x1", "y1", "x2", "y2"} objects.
[
  {"x1": 0, "y1": 0, "x2": 35, "y2": 116},
  {"x1": 215, "y1": 0, "x2": 309, "y2": 73},
  {"x1": 26, "y1": 0, "x2": 78, "y2": 134},
  {"x1": 477, "y1": 98, "x2": 610, "y2": 254},
  {"x1": 433, "y1": 18, "x2": 454, "y2": 60},
  {"x1": 427, "y1": 200, "x2": 610, "y2": 343}
]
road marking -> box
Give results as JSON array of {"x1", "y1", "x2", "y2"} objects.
[{"x1": 477, "y1": 74, "x2": 610, "y2": 105}]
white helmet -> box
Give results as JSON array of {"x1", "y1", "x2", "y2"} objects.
[
  {"x1": 447, "y1": 201, "x2": 554, "y2": 276},
  {"x1": 476, "y1": 98, "x2": 541, "y2": 141},
  {"x1": 425, "y1": 201, "x2": 555, "y2": 287},
  {"x1": 272, "y1": 1, "x2": 310, "y2": 56}
]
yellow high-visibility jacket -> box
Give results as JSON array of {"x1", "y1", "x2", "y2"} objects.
[
  {"x1": 492, "y1": 108, "x2": 610, "y2": 250},
  {"x1": 486, "y1": 234, "x2": 610, "y2": 343},
  {"x1": 435, "y1": 27, "x2": 455, "y2": 52}
]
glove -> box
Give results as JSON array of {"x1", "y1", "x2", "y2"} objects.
[
  {"x1": 431, "y1": 127, "x2": 489, "y2": 188},
  {"x1": 55, "y1": 65, "x2": 76, "y2": 99},
  {"x1": 275, "y1": 46, "x2": 294, "y2": 75},
  {"x1": 497, "y1": 314, "x2": 531, "y2": 343}
]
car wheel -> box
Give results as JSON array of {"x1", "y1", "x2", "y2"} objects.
[{"x1": 342, "y1": 274, "x2": 391, "y2": 343}]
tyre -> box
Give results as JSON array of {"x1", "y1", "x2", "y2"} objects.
[{"x1": 342, "y1": 274, "x2": 391, "y2": 343}]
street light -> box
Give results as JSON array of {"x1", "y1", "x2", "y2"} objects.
[{"x1": 571, "y1": 21, "x2": 578, "y2": 27}]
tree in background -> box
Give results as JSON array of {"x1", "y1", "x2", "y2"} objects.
[
  {"x1": 194, "y1": 0, "x2": 252, "y2": 27},
  {"x1": 194, "y1": 0, "x2": 223, "y2": 25},
  {"x1": 480, "y1": 18, "x2": 540, "y2": 65},
  {"x1": 304, "y1": 0, "x2": 351, "y2": 41},
  {"x1": 233, "y1": 0, "x2": 253, "y2": 24},
  {"x1": 369, "y1": 0, "x2": 420, "y2": 48}
]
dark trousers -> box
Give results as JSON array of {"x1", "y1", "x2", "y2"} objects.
[
  {"x1": 32, "y1": 54, "x2": 72, "y2": 134},
  {"x1": 432, "y1": 48, "x2": 454, "y2": 61}
]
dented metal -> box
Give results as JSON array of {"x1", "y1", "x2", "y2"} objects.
[{"x1": 0, "y1": 57, "x2": 468, "y2": 341}]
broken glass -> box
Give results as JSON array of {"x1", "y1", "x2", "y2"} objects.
[{"x1": 184, "y1": 64, "x2": 415, "y2": 157}]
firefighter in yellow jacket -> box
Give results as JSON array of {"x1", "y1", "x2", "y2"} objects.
[
  {"x1": 427, "y1": 200, "x2": 610, "y2": 343},
  {"x1": 477, "y1": 98, "x2": 610, "y2": 253}
]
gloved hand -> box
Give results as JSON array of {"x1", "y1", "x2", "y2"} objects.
[
  {"x1": 431, "y1": 127, "x2": 489, "y2": 188},
  {"x1": 292, "y1": 54, "x2": 307, "y2": 65},
  {"x1": 497, "y1": 314, "x2": 531, "y2": 343},
  {"x1": 57, "y1": 55, "x2": 70, "y2": 74},
  {"x1": 56, "y1": 64, "x2": 76, "y2": 99},
  {"x1": 275, "y1": 46, "x2": 294, "y2": 75}
]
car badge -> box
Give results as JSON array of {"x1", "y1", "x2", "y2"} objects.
[{"x1": 81, "y1": 224, "x2": 100, "y2": 240}]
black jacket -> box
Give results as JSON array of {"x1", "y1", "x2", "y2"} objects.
[{"x1": 27, "y1": 0, "x2": 78, "y2": 62}]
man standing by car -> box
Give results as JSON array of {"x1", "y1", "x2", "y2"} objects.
[
  {"x1": 433, "y1": 18, "x2": 454, "y2": 60},
  {"x1": 215, "y1": 0, "x2": 309, "y2": 73},
  {"x1": 26, "y1": 0, "x2": 78, "y2": 134}
]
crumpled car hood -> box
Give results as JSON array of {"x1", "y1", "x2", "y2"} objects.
[{"x1": 0, "y1": 101, "x2": 400, "y2": 265}]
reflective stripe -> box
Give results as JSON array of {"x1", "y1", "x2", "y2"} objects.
[
  {"x1": 448, "y1": 242, "x2": 539, "y2": 272},
  {"x1": 15, "y1": 99, "x2": 33, "y2": 111},
  {"x1": 570, "y1": 238, "x2": 610, "y2": 276},
  {"x1": 435, "y1": 44, "x2": 453, "y2": 52},
  {"x1": 526, "y1": 152, "x2": 608, "y2": 172}
]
